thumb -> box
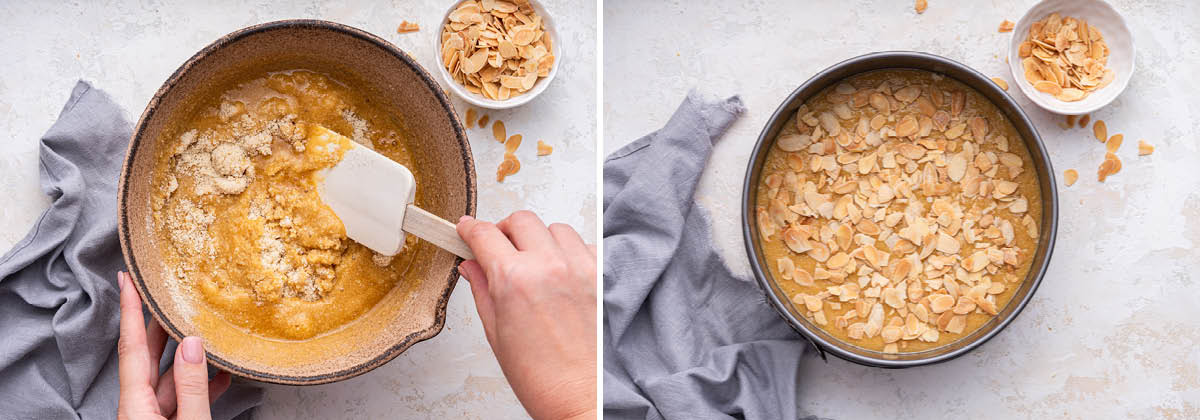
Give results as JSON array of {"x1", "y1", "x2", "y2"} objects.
[{"x1": 173, "y1": 337, "x2": 213, "y2": 420}]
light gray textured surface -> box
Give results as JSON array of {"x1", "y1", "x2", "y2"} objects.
[
  {"x1": 606, "y1": 0, "x2": 1200, "y2": 418},
  {"x1": 0, "y1": 0, "x2": 595, "y2": 418}
]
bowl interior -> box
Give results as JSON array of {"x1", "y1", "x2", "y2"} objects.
[
  {"x1": 434, "y1": 0, "x2": 562, "y2": 109},
  {"x1": 743, "y1": 52, "x2": 1058, "y2": 367},
  {"x1": 1008, "y1": 0, "x2": 1134, "y2": 115},
  {"x1": 119, "y1": 20, "x2": 476, "y2": 384}
]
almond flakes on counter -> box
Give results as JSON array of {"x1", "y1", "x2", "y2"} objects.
[{"x1": 397, "y1": 21, "x2": 420, "y2": 34}]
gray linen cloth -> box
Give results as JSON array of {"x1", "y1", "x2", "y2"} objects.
[
  {"x1": 0, "y1": 81, "x2": 261, "y2": 419},
  {"x1": 603, "y1": 91, "x2": 817, "y2": 419}
]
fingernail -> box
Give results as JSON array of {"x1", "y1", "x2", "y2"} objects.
[
  {"x1": 459, "y1": 215, "x2": 474, "y2": 223},
  {"x1": 117, "y1": 272, "x2": 127, "y2": 291},
  {"x1": 181, "y1": 337, "x2": 205, "y2": 364}
]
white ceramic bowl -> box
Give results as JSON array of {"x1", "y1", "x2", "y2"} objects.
[
  {"x1": 433, "y1": 0, "x2": 562, "y2": 110},
  {"x1": 1007, "y1": 0, "x2": 1134, "y2": 115}
]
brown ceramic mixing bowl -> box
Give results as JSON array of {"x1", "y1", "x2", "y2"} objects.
[{"x1": 117, "y1": 20, "x2": 476, "y2": 385}]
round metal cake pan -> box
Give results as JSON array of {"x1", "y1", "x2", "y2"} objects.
[{"x1": 741, "y1": 51, "x2": 1058, "y2": 368}]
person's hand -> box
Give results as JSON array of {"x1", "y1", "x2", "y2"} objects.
[
  {"x1": 117, "y1": 271, "x2": 231, "y2": 420},
  {"x1": 456, "y1": 212, "x2": 597, "y2": 420}
]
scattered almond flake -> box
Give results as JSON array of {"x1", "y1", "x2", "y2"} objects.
[
  {"x1": 1064, "y1": 169, "x2": 1078, "y2": 186},
  {"x1": 998, "y1": 20, "x2": 1014, "y2": 33},
  {"x1": 1019, "y1": 13, "x2": 1114, "y2": 102},
  {"x1": 441, "y1": 0, "x2": 555, "y2": 101},
  {"x1": 990, "y1": 77, "x2": 1009, "y2": 91},
  {"x1": 496, "y1": 155, "x2": 520, "y2": 182},
  {"x1": 1065, "y1": 114, "x2": 1077, "y2": 127},
  {"x1": 1108, "y1": 152, "x2": 1122, "y2": 174},
  {"x1": 497, "y1": 133, "x2": 523, "y2": 182},
  {"x1": 504, "y1": 133, "x2": 523, "y2": 154},
  {"x1": 1093, "y1": 120, "x2": 1107, "y2": 142},
  {"x1": 1078, "y1": 114, "x2": 1090, "y2": 128},
  {"x1": 396, "y1": 20, "x2": 420, "y2": 33},
  {"x1": 465, "y1": 108, "x2": 476, "y2": 128},
  {"x1": 492, "y1": 119, "x2": 506, "y2": 142},
  {"x1": 1097, "y1": 153, "x2": 1121, "y2": 182},
  {"x1": 537, "y1": 140, "x2": 553, "y2": 156},
  {"x1": 1138, "y1": 140, "x2": 1154, "y2": 156},
  {"x1": 756, "y1": 69, "x2": 1041, "y2": 353},
  {"x1": 915, "y1": 0, "x2": 927, "y2": 14},
  {"x1": 1105, "y1": 134, "x2": 1123, "y2": 153},
  {"x1": 477, "y1": 114, "x2": 490, "y2": 127}
]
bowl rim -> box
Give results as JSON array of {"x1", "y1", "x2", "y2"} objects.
[
  {"x1": 1006, "y1": 0, "x2": 1135, "y2": 115},
  {"x1": 117, "y1": 19, "x2": 477, "y2": 385},
  {"x1": 741, "y1": 51, "x2": 1059, "y2": 368},
  {"x1": 432, "y1": 0, "x2": 563, "y2": 109}
]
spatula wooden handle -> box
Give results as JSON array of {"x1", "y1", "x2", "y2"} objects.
[{"x1": 402, "y1": 204, "x2": 475, "y2": 260}]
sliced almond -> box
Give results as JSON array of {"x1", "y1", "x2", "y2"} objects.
[
  {"x1": 952, "y1": 296, "x2": 977, "y2": 314},
  {"x1": 1138, "y1": 140, "x2": 1154, "y2": 156},
  {"x1": 1033, "y1": 80, "x2": 1062, "y2": 95},
  {"x1": 1093, "y1": 119, "x2": 1107, "y2": 142},
  {"x1": 537, "y1": 140, "x2": 553, "y2": 156},
  {"x1": 947, "y1": 152, "x2": 967, "y2": 182},
  {"x1": 1106, "y1": 134, "x2": 1123, "y2": 153},
  {"x1": 896, "y1": 116, "x2": 919, "y2": 137},
  {"x1": 946, "y1": 315, "x2": 967, "y2": 334},
  {"x1": 465, "y1": 108, "x2": 477, "y2": 128},
  {"x1": 1064, "y1": 168, "x2": 1078, "y2": 186},
  {"x1": 977, "y1": 297, "x2": 998, "y2": 315},
  {"x1": 776, "y1": 134, "x2": 811, "y2": 152},
  {"x1": 397, "y1": 20, "x2": 420, "y2": 33},
  {"x1": 794, "y1": 268, "x2": 814, "y2": 287},
  {"x1": 776, "y1": 257, "x2": 796, "y2": 280},
  {"x1": 492, "y1": 120, "x2": 507, "y2": 143},
  {"x1": 930, "y1": 294, "x2": 955, "y2": 313}
]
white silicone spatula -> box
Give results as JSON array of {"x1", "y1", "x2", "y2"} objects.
[{"x1": 314, "y1": 126, "x2": 474, "y2": 260}]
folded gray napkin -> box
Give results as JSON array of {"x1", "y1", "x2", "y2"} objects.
[
  {"x1": 603, "y1": 91, "x2": 815, "y2": 419},
  {"x1": 0, "y1": 81, "x2": 261, "y2": 419}
]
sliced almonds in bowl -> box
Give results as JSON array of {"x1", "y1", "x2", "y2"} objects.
[
  {"x1": 440, "y1": 0, "x2": 556, "y2": 103},
  {"x1": 1017, "y1": 12, "x2": 1114, "y2": 103}
]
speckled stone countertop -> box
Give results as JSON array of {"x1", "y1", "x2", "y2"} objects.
[
  {"x1": 606, "y1": 0, "x2": 1199, "y2": 418},
  {"x1": 1, "y1": 0, "x2": 595, "y2": 418}
]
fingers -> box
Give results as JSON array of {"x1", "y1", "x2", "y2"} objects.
[
  {"x1": 460, "y1": 261, "x2": 497, "y2": 345},
  {"x1": 155, "y1": 354, "x2": 230, "y2": 417},
  {"x1": 117, "y1": 272, "x2": 153, "y2": 392},
  {"x1": 496, "y1": 211, "x2": 558, "y2": 253},
  {"x1": 457, "y1": 216, "x2": 517, "y2": 264},
  {"x1": 586, "y1": 244, "x2": 597, "y2": 259},
  {"x1": 208, "y1": 372, "x2": 232, "y2": 404},
  {"x1": 146, "y1": 321, "x2": 167, "y2": 388},
  {"x1": 155, "y1": 365, "x2": 177, "y2": 416},
  {"x1": 173, "y1": 337, "x2": 213, "y2": 420},
  {"x1": 548, "y1": 223, "x2": 589, "y2": 259}
]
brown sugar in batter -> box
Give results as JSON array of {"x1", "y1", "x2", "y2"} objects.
[{"x1": 150, "y1": 70, "x2": 419, "y2": 341}]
